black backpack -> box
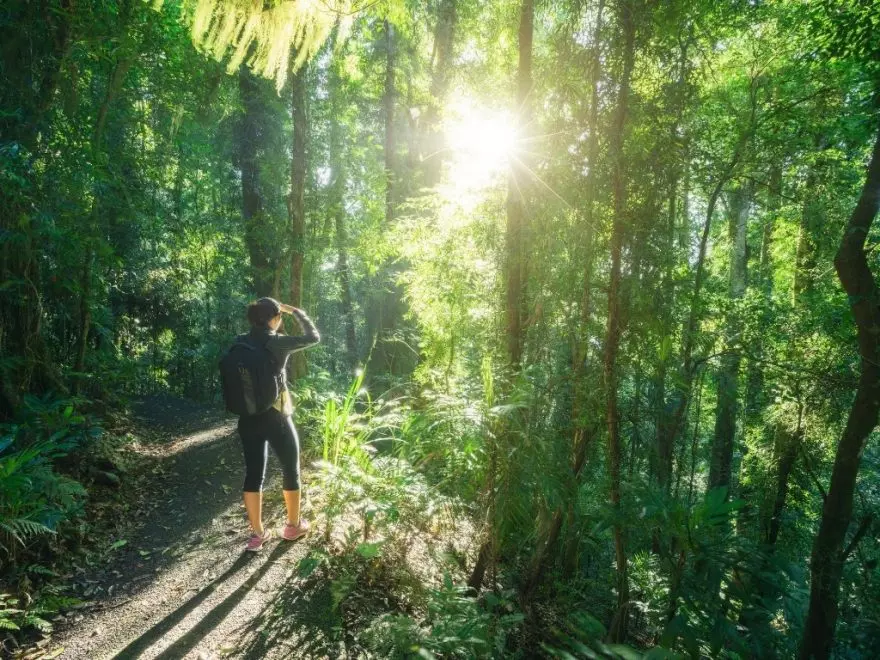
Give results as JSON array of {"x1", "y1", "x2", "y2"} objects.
[{"x1": 219, "y1": 334, "x2": 281, "y2": 416}]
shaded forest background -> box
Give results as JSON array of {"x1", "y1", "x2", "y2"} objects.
[{"x1": 1, "y1": 0, "x2": 879, "y2": 657}]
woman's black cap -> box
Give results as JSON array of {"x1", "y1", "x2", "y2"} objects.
[{"x1": 255, "y1": 297, "x2": 282, "y2": 316}]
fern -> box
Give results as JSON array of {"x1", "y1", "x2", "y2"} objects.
[
  {"x1": 0, "y1": 518, "x2": 54, "y2": 548},
  {"x1": 0, "y1": 594, "x2": 22, "y2": 631},
  {"x1": 187, "y1": 0, "x2": 354, "y2": 91},
  {"x1": 22, "y1": 611, "x2": 53, "y2": 633}
]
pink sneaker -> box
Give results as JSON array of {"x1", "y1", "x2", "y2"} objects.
[
  {"x1": 246, "y1": 529, "x2": 272, "y2": 552},
  {"x1": 280, "y1": 519, "x2": 310, "y2": 541}
]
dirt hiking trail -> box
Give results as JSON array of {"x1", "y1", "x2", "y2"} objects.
[{"x1": 48, "y1": 396, "x2": 343, "y2": 660}]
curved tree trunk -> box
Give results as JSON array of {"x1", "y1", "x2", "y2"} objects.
[{"x1": 799, "y1": 127, "x2": 880, "y2": 660}]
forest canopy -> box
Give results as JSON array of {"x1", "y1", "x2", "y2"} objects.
[{"x1": 1, "y1": 0, "x2": 879, "y2": 657}]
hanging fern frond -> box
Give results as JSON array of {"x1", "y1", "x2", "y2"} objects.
[
  {"x1": 0, "y1": 518, "x2": 54, "y2": 548},
  {"x1": 187, "y1": 0, "x2": 355, "y2": 90}
]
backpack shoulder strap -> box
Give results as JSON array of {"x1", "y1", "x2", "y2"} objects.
[
  {"x1": 234, "y1": 336, "x2": 252, "y2": 347},
  {"x1": 237, "y1": 332, "x2": 279, "y2": 369},
  {"x1": 234, "y1": 333, "x2": 269, "y2": 349}
]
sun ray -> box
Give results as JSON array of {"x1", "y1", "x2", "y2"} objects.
[
  {"x1": 443, "y1": 98, "x2": 518, "y2": 193},
  {"x1": 510, "y1": 155, "x2": 575, "y2": 209},
  {"x1": 516, "y1": 130, "x2": 569, "y2": 144}
]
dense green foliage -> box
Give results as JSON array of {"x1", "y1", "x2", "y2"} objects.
[{"x1": 2, "y1": 0, "x2": 880, "y2": 657}]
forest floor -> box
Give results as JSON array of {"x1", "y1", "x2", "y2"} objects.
[{"x1": 33, "y1": 396, "x2": 347, "y2": 660}]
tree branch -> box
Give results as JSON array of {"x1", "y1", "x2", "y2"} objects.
[
  {"x1": 798, "y1": 444, "x2": 828, "y2": 502},
  {"x1": 842, "y1": 514, "x2": 874, "y2": 561}
]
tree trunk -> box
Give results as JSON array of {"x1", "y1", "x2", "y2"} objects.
[
  {"x1": 760, "y1": 164, "x2": 781, "y2": 294},
  {"x1": 423, "y1": 0, "x2": 457, "y2": 187},
  {"x1": 335, "y1": 211, "x2": 358, "y2": 369},
  {"x1": 289, "y1": 61, "x2": 308, "y2": 379},
  {"x1": 328, "y1": 73, "x2": 359, "y2": 369},
  {"x1": 655, "y1": 33, "x2": 692, "y2": 493},
  {"x1": 469, "y1": 0, "x2": 534, "y2": 594},
  {"x1": 1, "y1": 0, "x2": 73, "y2": 150},
  {"x1": 366, "y1": 21, "x2": 416, "y2": 381},
  {"x1": 799, "y1": 127, "x2": 880, "y2": 660},
  {"x1": 653, "y1": 184, "x2": 676, "y2": 492},
  {"x1": 520, "y1": 0, "x2": 604, "y2": 599},
  {"x1": 604, "y1": 0, "x2": 636, "y2": 641},
  {"x1": 660, "y1": 107, "x2": 755, "y2": 473},
  {"x1": 0, "y1": 0, "x2": 73, "y2": 412},
  {"x1": 765, "y1": 410, "x2": 802, "y2": 546},
  {"x1": 504, "y1": 0, "x2": 534, "y2": 369},
  {"x1": 384, "y1": 20, "x2": 396, "y2": 224},
  {"x1": 794, "y1": 137, "x2": 827, "y2": 302},
  {"x1": 759, "y1": 164, "x2": 812, "y2": 546},
  {"x1": 708, "y1": 184, "x2": 750, "y2": 492},
  {"x1": 745, "y1": 163, "x2": 781, "y2": 420},
  {"x1": 238, "y1": 67, "x2": 275, "y2": 297},
  {"x1": 74, "y1": 34, "x2": 136, "y2": 384}
]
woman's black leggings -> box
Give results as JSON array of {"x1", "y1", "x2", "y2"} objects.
[{"x1": 238, "y1": 408, "x2": 301, "y2": 492}]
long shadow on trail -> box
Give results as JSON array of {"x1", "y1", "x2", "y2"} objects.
[
  {"x1": 111, "y1": 543, "x2": 294, "y2": 659},
  {"x1": 237, "y1": 566, "x2": 347, "y2": 659},
  {"x1": 95, "y1": 421, "x2": 245, "y2": 605}
]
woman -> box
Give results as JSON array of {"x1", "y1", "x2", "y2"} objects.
[{"x1": 238, "y1": 296, "x2": 320, "y2": 551}]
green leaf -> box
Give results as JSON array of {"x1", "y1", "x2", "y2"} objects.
[
  {"x1": 606, "y1": 644, "x2": 642, "y2": 660},
  {"x1": 355, "y1": 541, "x2": 384, "y2": 559},
  {"x1": 644, "y1": 648, "x2": 684, "y2": 660}
]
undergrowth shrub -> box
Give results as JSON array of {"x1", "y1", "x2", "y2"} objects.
[
  {"x1": 294, "y1": 371, "x2": 529, "y2": 656},
  {"x1": 0, "y1": 396, "x2": 97, "y2": 562},
  {"x1": 363, "y1": 576, "x2": 523, "y2": 659},
  {"x1": 0, "y1": 395, "x2": 111, "y2": 639}
]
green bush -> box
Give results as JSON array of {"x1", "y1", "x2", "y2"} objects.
[
  {"x1": 364, "y1": 576, "x2": 523, "y2": 659},
  {"x1": 0, "y1": 395, "x2": 99, "y2": 634}
]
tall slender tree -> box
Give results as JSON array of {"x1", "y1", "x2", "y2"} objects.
[
  {"x1": 504, "y1": 0, "x2": 534, "y2": 369},
  {"x1": 73, "y1": 0, "x2": 139, "y2": 386},
  {"x1": 708, "y1": 183, "x2": 751, "y2": 492},
  {"x1": 289, "y1": 60, "x2": 308, "y2": 378},
  {"x1": 603, "y1": 0, "x2": 636, "y2": 641},
  {"x1": 238, "y1": 66, "x2": 279, "y2": 298},
  {"x1": 423, "y1": 0, "x2": 457, "y2": 187}
]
